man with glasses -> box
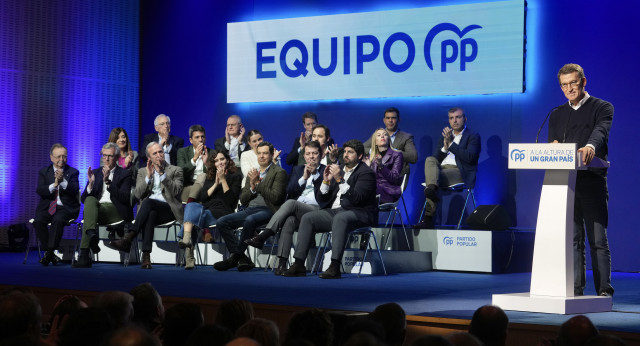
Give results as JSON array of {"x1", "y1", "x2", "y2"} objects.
[
  {"x1": 73, "y1": 142, "x2": 133, "y2": 268},
  {"x1": 33, "y1": 143, "x2": 80, "y2": 266},
  {"x1": 215, "y1": 114, "x2": 250, "y2": 167},
  {"x1": 548, "y1": 63, "x2": 614, "y2": 297},
  {"x1": 140, "y1": 114, "x2": 184, "y2": 166}
]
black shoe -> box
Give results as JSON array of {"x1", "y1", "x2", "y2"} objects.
[
  {"x1": 283, "y1": 261, "x2": 307, "y2": 277},
  {"x1": 244, "y1": 235, "x2": 266, "y2": 250},
  {"x1": 237, "y1": 255, "x2": 255, "y2": 272},
  {"x1": 141, "y1": 252, "x2": 152, "y2": 269},
  {"x1": 39, "y1": 251, "x2": 52, "y2": 266},
  {"x1": 424, "y1": 184, "x2": 439, "y2": 201},
  {"x1": 574, "y1": 289, "x2": 584, "y2": 296},
  {"x1": 213, "y1": 254, "x2": 241, "y2": 271},
  {"x1": 598, "y1": 290, "x2": 613, "y2": 297},
  {"x1": 414, "y1": 217, "x2": 434, "y2": 229},
  {"x1": 319, "y1": 263, "x2": 341, "y2": 279},
  {"x1": 72, "y1": 254, "x2": 92, "y2": 268},
  {"x1": 273, "y1": 259, "x2": 287, "y2": 276},
  {"x1": 89, "y1": 234, "x2": 101, "y2": 254}
]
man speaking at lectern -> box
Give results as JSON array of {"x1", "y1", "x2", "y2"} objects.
[{"x1": 548, "y1": 63, "x2": 614, "y2": 297}]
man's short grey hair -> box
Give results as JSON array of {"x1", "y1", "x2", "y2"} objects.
[
  {"x1": 103, "y1": 142, "x2": 121, "y2": 157},
  {"x1": 228, "y1": 114, "x2": 242, "y2": 124},
  {"x1": 154, "y1": 114, "x2": 171, "y2": 126},
  {"x1": 50, "y1": 143, "x2": 66, "y2": 156},
  {"x1": 146, "y1": 141, "x2": 161, "y2": 155}
]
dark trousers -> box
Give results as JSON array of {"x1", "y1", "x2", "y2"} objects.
[
  {"x1": 133, "y1": 198, "x2": 175, "y2": 252},
  {"x1": 293, "y1": 208, "x2": 365, "y2": 262},
  {"x1": 34, "y1": 206, "x2": 76, "y2": 250},
  {"x1": 216, "y1": 206, "x2": 272, "y2": 255},
  {"x1": 574, "y1": 175, "x2": 613, "y2": 295},
  {"x1": 264, "y1": 200, "x2": 319, "y2": 258}
]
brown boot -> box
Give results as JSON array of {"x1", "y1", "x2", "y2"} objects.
[
  {"x1": 185, "y1": 247, "x2": 195, "y2": 270},
  {"x1": 111, "y1": 231, "x2": 136, "y2": 252},
  {"x1": 141, "y1": 252, "x2": 152, "y2": 269}
]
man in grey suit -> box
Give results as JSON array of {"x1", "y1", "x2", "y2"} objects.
[
  {"x1": 177, "y1": 124, "x2": 214, "y2": 202},
  {"x1": 363, "y1": 107, "x2": 417, "y2": 177},
  {"x1": 111, "y1": 142, "x2": 184, "y2": 269}
]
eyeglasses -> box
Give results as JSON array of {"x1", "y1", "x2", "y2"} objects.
[
  {"x1": 51, "y1": 155, "x2": 67, "y2": 160},
  {"x1": 156, "y1": 122, "x2": 170, "y2": 127},
  {"x1": 102, "y1": 154, "x2": 116, "y2": 158},
  {"x1": 560, "y1": 80, "x2": 581, "y2": 90},
  {"x1": 227, "y1": 123, "x2": 240, "y2": 127}
]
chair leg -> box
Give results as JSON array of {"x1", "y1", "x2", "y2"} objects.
[
  {"x1": 370, "y1": 231, "x2": 387, "y2": 276},
  {"x1": 418, "y1": 199, "x2": 428, "y2": 225},
  {"x1": 457, "y1": 190, "x2": 473, "y2": 230},
  {"x1": 311, "y1": 233, "x2": 331, "y2": 275},
  {"x1": 265, "y1": 231, "x2": 280, "y2": 272}
]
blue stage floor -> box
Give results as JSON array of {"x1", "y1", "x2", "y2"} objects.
[{"x1": 2, "y1": 252, "x2": 639, "y2": 334}]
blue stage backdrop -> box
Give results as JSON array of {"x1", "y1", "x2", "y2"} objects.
[
  {"x1": 1, "y1": 1, "x2": 139, "y2": 227},
  {"x1": 140, "y1": 0, "x2": 638, "y2": 272}
]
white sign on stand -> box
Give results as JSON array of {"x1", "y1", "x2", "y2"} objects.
[{"x1": 493, "y1": 143, "x2": 612, "y2": 314}]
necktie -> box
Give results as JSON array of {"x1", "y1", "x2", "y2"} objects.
[{"x1": 48, "y1": 188, "x2": 58, "y2": 215}]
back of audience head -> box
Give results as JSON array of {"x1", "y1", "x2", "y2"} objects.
[
  {"x1": 445, "y1": 332, "x2": 482, "y2": 346},
  {"x1": 46, "y1": 295, "x2": 87, "y2": 335},
  {"x1": 162, "y1": 302, "x2": 204, "y2": 346},
  {"x1": 216, "y1": 299, "x2": 254, "y2": 334},
  {"x1": 410, "y1": 335, "x2": 452, "y2": 346},
  {"x1": 341, "y1": 320, "x2": 385, "y2": 346},
  {"x1": 105, "y1": 325, "x2": 159, "y2": 346},
  {"x1": 186, "y1": 324, "x2": 233, "y2": 346},
  {"x1": 0, "y1": 292, "x2": 41, "y2": 341},
  {"x1": 227, "y1": 337, "x2": 261, "y2": 346},
  {"x1": 557, "y1": 315, "x2": 599, "y2": 346},
  {"x1": 236, "y1": 318, "x2": 280, "y2": 346},
  {"x1": 92, "y1": 290, "x2": 134, "y2": 328},
  {"x1": 58, "y1": 307, "x2": 114, "y2": 346},
  {"x1": 585, "y1": 334, "x2": 626, "y2": 346},
  {"x1": 370, "y1": 302, "x2": 406, "y2": 346},
  {"x1": 284, "y1": 309, "x2": 334, "y2": 346},
  {"x1": 468, "y1": 305, "x2": 508, "y2": 346},
  {"x1": 130, "y1": 282, "x2": 165, "y2": 333}
]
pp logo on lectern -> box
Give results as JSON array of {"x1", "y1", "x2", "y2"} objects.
[
  {"x1": 443, "y1": 236, "x2": 454, "y2": 246},
  {"x1": 510, "y1": 149, "x2": 525, "y2": 162}
]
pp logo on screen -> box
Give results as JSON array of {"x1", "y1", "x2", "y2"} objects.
[
  {"x1": 510, "y1": 149, "x2": 525, "y2": 162},
  {"x1": 424, "y1": 23, "x2": 482, "y2": 72},
  {"x1": 443, "y1": 236, "x2": 454, "y2": 246}
]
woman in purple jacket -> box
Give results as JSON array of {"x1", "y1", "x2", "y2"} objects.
[{"x1": 364, "y1": 128, "x2": 404, "y2": 203}]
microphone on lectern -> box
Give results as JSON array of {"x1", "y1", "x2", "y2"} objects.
[{"x1": 535, "y1": 106, "x2": 560, "y2": 144}]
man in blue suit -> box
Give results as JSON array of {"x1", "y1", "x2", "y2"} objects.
[
  {"x1": 33, "y1": 143, "x2": 80, "y2": 265},
  {"x1": 419, "y1": 107, "x2": 481, "y2": 229}
]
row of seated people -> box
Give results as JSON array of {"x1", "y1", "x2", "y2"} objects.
[{"x1": 33, "y1": 107, "x2": 480, "y2": 279}]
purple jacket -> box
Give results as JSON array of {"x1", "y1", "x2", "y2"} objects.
[{"x1": 370, "y1": 148, "x2": 404, "y2": 203}]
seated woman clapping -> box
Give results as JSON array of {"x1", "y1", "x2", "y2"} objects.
[
  {"x1": 364, "y1": 128, "x2": 404, "y2": 204},
  {"x1": 178, "y1": 150, "x2": 242, "y2": 267}
]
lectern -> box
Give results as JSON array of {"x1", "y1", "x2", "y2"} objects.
[{"x1": 492, "y1": 143, "x2": 612, "y2": 314}]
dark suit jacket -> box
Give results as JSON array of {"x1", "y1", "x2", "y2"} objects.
[
  {"x1": 139, "y1": 133, "x2": 184, "y2": 167},
  {"x1": 177, "y1": 145, "x2": 215, "y2": 186},
  {"x1": 81, "y1": 165, "x2": 133, "y2": 221},
  {"x1": 214, "y1": 136, "x2": 250, "y2": 161},
  {"x1": 364, "y1": 129, "x2": 417, "y2": 176},
  {"x1": 316, "y1": 163, "x2": 378, "y2": 226},
  {"x1": 240, "y1": 165, "x2": 288, "y2": 213},
  {"x1": 135, "y1": 164, "x2": 184, "y2": 222},
  {"x1": 370, "y1": 149, "x2": 404, "y2": 203},
  {"x1": 35, "y1": 165, "x2": 80, "y2": 218},
  {"x1": 287, "y1": 136, "x2": 336, "y2": 167},
  {"x1": 435, "y1": 128, "x2": 481, "y2": 188},
  {"x1": 286, "y1": 164, "x2": 326, "y2": 200}
]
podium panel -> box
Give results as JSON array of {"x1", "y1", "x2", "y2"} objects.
[{"x1": 494, "y1": 144, "x2": 612, "y2": 314}]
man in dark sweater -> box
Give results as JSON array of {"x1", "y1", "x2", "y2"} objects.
[{"x1": 548, "y1": 63, "x2": 614, "y2": 297}]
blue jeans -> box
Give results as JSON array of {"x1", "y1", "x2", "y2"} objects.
[
  {"x1": 216, "y1": 206, "x2": 273, "y2": 254},
  {"x1": 178, "y1": 202, "x2": 217, "y2": 238}
]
